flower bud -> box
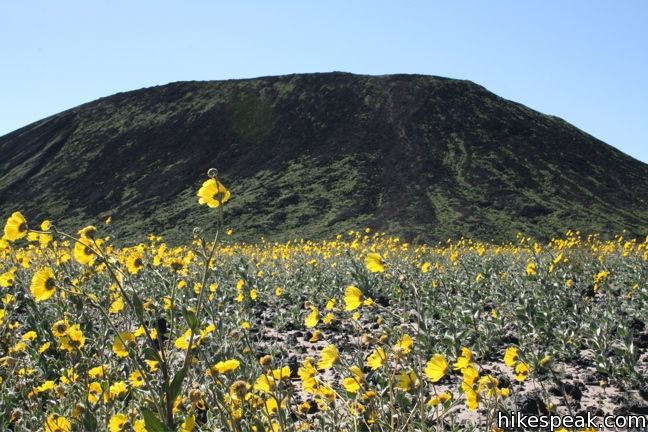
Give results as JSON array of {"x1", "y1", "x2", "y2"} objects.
[
  {"x1": 189, "y1": 388, "x2": 203, "y2": 403},
  {"x1": 9, "y1": 409, "x2": 21, "y2": 423},
  {"x1": 259, "y1": 355, "x2": 273, "y2": 368}
]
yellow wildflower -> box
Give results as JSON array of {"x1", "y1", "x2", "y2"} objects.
[
  {"x1": 305, "y1": 306, "x2": 319, "y2": 328},
  {"x1": 461, "y1": 365, "x2": 479, "y2": 387},
  {"x1": 197, "y1": 178, "x2": 231, "y2": 208},
  {"x1": 126, "y1": 251, "x2": 145, "y2": 274},
  {"x1": 504, "y1": 347, "x2": 519, "y2": 367},
  {"x1": 4, "y1": 212, "x2": 28, "y2": 241},
  {"x1": 365, "y1": 253, "x2": 385, "y2": 272},
  {"x1": 180, "y1": 415, "x2": 196, "y2": 432},
  {"x1": 22, "y1": 330, "x2": 37, "y2": 341},
  {"x1": 453, "y1": 347, "x2": 473, "y2": 371},
  {"x1": 317, "y1": 344, "x2": 339, "y2": 370},
  {"x1": 129, "y1": 370, "x2": 145, "y2": 388},
  {"x1": 51, "y1": 320, "x2": 70, "y2": 338},
  {"x1": 88, "y1": 364, "x2": 109, "y2": 379},
  {"x1": 428, "y1": 392, "x2": 452, "y2": 407},
  {"x1": 109, "y1": 413, "x2": 129, "y2": 432},
  {"x1": 73, "y1": 239, "x2": 96, "y2": 265},
  {"x1": 113, "y1": 332, "x2": 135, "y2": 357},
  {"x1": 44, "y1": 414, "x2": 71, "y2": 432},
  {"x1": 342, "y1": 366, "x2": 364, "y2": 393},
  {"x1": 109, "y1": 296, "x2": 124, "y2": 314},
  {"x1": 344, "y1": 285, "x2": 364, "y2": 311},
  {"x1": 397, "y1": 370, "x2": 420, "y2": 391},
  {"x1": 464, "y1": 386, "x2": 479, "y2": 410},
  {"x1": 366, "y1": 347, "x2": 386, "y2": 370},
  {"x1": 515, "y1": 362, "x2": 530, "y2": 382},
  {"x1": 425, "y1": 354, "x2": 448, "y2": 382},
  {"x1": 209, "y1": 359, "x2": 240, "y2": 375},
  {"x1": 30, "y1": 268, "x2": 57, "y2": 302}
]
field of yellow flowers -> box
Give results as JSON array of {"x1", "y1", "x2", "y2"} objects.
[{"x1": 1, "y1": 173, "x2": 647, "y2": 431}]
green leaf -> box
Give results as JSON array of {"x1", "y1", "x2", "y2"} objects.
[
  {"x1": 142, "y1": 408, "x2": 167, "y2": 432},
  {"x1": 143, "y1": 346, "x2": 162, "y2": 362},
  {"x1": 82, "y1": 412, "x2": 98, "y2": 430},
  {"x1": 132, "y1": 292, "x2": 145, "y2": 321},
  {"x1": 183, "y1": 309, "x2": 199, "y2": 331},
  {"x1": 169, "y1": 365, "x2": 189, "y2": 405}
]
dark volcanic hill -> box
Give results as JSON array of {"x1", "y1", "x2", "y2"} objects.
[{"x1": 1, "y1": 72, "x2": 647, "y2": 242}]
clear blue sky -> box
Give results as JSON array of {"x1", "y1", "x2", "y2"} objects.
[{"x1": 1, "y1": 1, "x2": 647, "y2": 162}]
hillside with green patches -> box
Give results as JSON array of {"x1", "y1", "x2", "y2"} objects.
[{"x1": 1, "y1": 72, "x2": 647, "y2": 242}]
